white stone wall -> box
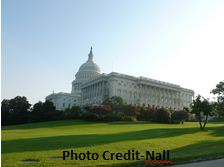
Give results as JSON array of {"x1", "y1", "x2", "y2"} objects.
[
  {"x1": 81, "y1": 72, "x2": 194, "y2": 110},
  {"x1": 81, "y1": 74, "x2": 109, "y2": 105},
  {"x1": 47, "y1": 74, "x2": 193, "y2": 110},
  {"x1": 180, "y1": 88, "x2": 194, "y2": 109},
  {"x1": 46, "y1": 92, "x2": 78, "y2": 111}
]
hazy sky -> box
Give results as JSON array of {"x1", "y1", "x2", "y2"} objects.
[{"x1": 2, "y1": 0, "x2": 224, "y2": 104}]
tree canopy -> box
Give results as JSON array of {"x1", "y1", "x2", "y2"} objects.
[
  {"x1": 1, "y1": 96, "x2": 31, "y2": 125},
  {"x1": 191, "y1": 95, "x2": 213, "y2": 129},
  {"x1": 211, "y1": 81, "x2": 224, "y2": 117}
]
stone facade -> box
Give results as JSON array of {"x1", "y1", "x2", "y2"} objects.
[
  {"x1": 46, "y1": 48, "x2": 194, "y2": 110},
  {"x1": 81, "y1": 72, "x2": 193, "y2": 110},
  {"x1": 46, "y1": 92, "x2": 78, "y2": 111}
]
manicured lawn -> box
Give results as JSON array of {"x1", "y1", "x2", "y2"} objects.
[{"x1": 2, "y1": 120, "x2": 224, "y2": 166}]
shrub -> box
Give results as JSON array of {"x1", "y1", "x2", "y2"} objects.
[
  {"x1": 121, "y1": 115, "x2": 137, "y2": 121},
  {"x1": 81, "y1": 105, "x2": 114, "y2": 121},
  {"x1": 83, "y1": 105, "x2": 94, "y2": 112},
  {"x1": 153, "y1": 108, "x2": 171, "y2": 123},
  {"x1": 121, "y1": 105, "x2": 140, "y2": 119},
  {"x1": 171, "y1": 110, "x2": 190, "y2": 124},
  {"x1": 138, "y1": 107, "x2": 156, "y2": 121},
  {"x1": 82, "y1": 111, "x2": 98, "y2": 121},
  {"x1": 44, "y1": 109, "x2": 62, "y2": 121},
  {"x1": 63, "y1": 106, "x2": 81, "y2": 119},
  {"x1": 210, "y1": 116, "x2": 224, "y2": 122}
]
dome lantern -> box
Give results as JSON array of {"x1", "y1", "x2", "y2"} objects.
[
  {"x1": 74, "y1": 47, "x2": 101, "y2": 83},
  {"x1": 88, "y1": 46, "x2": 93, "y2": 62}
]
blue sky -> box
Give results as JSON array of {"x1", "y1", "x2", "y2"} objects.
[{"x1": 2, "y1": 0, "x2": 224, "y2": 104}]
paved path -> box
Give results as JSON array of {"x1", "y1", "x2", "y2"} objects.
[{"x1": 173, "y1": 158, "x2": 224, "y2": 167}]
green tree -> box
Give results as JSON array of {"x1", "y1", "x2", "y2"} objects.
[
  {"x1": 1, "y1": 99, "x2": 11, "y2": 125},
  {"x1": 1, "y1": 96, "x2": 31, "y2": 125},
  {"x1": 31, "y1": 100, "x2": 61, "y2": 122},
  {"x1": 191, "y1": 95, "x2": 213, "y2": 130},
  {"x1": 42, "y1": 100, "x2": 61, "y2": 121},
  {"x1": 211, "y1": 81, "x2": 224, "y2": 117},
  {"x1": 31, "y1": 101, "x2": 45, "y2": 122}
]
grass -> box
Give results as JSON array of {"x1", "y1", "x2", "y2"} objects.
[{"x1": 2, "y1": 120, "x2": 224, "y2": 167}]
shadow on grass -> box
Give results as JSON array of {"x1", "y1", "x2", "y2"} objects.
[
  {"x1": 207, "y1": 122, "x2": 224, "y2": 124},
  {"x1": 2, "y1": 120, "x2": 96, "y2": 130},
  {"x1": 3, "y1": 126, "x2": 224, "y2": 154},
  {"x1": 2, "y1": 120, "x2": 152, "y2": 131},
  {"x1": 171, "y1": 140, "x2": 224, "y2": 161},
  {"x1": 206, "y1": 126, "x2": 224, "y2": 137},
  {"x1": 108, "y1": 121, "x2": 152, "y2": 125},
  {"x1": 99, "y1": 140, "x2": 224, "y2": 167}
]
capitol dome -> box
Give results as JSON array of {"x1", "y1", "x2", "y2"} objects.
[
  {"x1": 78, "y1": 49, "x2": 101, "y2": 74},
  {"x1": 75, "y1": 47, "x2": 101, "y2": 81},
  {"x1": 71, "y1": 47, "x2": 101, "y2": 94}
]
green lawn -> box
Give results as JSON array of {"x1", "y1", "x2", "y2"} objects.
[{"x1": 2, "y1": 120, "x2": 224, "y2": 167}]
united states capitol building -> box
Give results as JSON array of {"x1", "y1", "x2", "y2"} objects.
[{"x1": 46, "y1": 48, "x2": 194, "y2": 111}]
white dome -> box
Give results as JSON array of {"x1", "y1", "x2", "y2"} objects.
[
  {"x1": 75, "y1": 47, "x2": 101, "y2": 82},
  {"x1": 78, "y1": 61, "x2": 101, "y2": 73}
]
